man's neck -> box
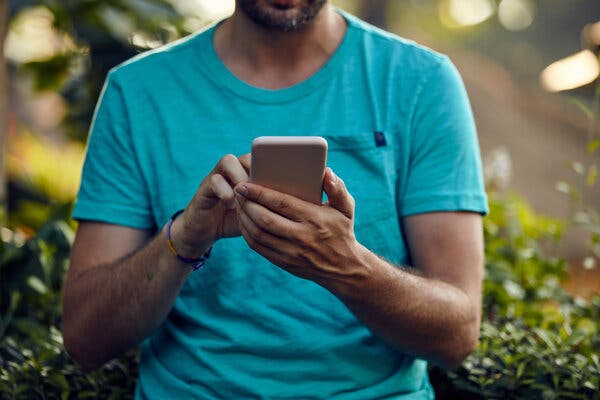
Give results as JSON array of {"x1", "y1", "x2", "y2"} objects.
[{"x1": 213, "y1": 4, "x2": 346, "y2": 89}]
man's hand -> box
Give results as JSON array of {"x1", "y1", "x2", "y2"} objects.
[
  {"x1": 234, "y1": 167, "x2": 366, "y2": 288},
  {"x1": 171, "y1": 154, "x2": 251, "y2": 258},
  {"x1": 63, "y1": 153, "x2": 252, "y2": 369},
  {"x1": 234, "y1": 167, "x2": 484, "y2": 369}
]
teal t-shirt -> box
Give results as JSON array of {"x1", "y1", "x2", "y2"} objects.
[{"x1": 74, "y1": 10, "x2": 488, "y2": 400}]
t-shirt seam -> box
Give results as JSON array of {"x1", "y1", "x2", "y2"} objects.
[
  {"x1": 194, "y1": 20, "x2": 361, "y2": 105},
  {"x1": 73, "y1": 199, "x2": 155, "y2": 228},
  {"x1": 112, "y1": 27, "x2": 215, "y2": 74},
  {"x1": 401, "y1": 193, "x2": 489, "y2": 216}
]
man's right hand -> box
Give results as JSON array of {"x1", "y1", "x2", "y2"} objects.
[
  {"x1": 169, "y1": 154, "x2": 251, "y2": 258},
  {"x1": 63, "y1": 153, "x2": 251, "y2": 370}
]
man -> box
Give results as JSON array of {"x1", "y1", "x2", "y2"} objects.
[{"x1": 63, "y1": 0, "x2": 488, "y2": 398}]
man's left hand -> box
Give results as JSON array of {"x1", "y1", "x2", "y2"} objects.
[{"x1": 234, "y1": 168, "x2": 367, "y2": 288}]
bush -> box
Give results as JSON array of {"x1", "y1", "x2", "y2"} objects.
[
  {"x1": 1, "y1": 194, "x2": 599, "y2": 399},
  {"x1": 0, "y1": 205, "x2": 138, "y2": 399},
  {"x1": 430, "y1": 193, "x2": 600, "y2": 400}
]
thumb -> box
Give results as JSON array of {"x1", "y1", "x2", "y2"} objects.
[{"x1": 323, "y1": 168, "x2": 354, "y2": 219}]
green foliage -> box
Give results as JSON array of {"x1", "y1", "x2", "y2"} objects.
[
  {"x1": 1, "y1": 204, "x2": 73, "y2": 337},
  {"x1": 430, "y1": 193, "x2": 600, "y2": 400},
  {"x1": 9, "y1": 0, "x2": 191, "y2": 142},
  {"x1": 0, "y1": 206, "x2": 139, "y2": 399},
  {"x1": 432, "y1": 315, "x2": 600, "y2": 400},
  {"x1": 0, "y1": 329, "x2": 138, "y2": 400}
]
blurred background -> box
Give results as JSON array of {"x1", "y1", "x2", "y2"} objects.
[{"x1": 1, "y1": 1, "x2": 600, "y2": 398}]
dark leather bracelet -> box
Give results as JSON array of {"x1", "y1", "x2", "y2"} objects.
[{"x1": 165, "y1": 209, "x2": 211, "y2": 271}]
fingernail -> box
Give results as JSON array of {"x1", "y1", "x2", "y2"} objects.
[{"x1": 235, "y1": 184, "x2": 248, "y2": 196}]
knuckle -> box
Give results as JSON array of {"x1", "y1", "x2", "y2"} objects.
[
  {"x1": 245, "y1": 219, "x2": 261, "y2": 239},
  {"x1": 294, "y1": 248, "x2": 308, "y2": 261},
  {"x1": 252, "y1": 228, "x2": 265, "y2": 243},
  {"x1": 245, "y1": 235, "x2": 257, "y2": 249},
  {"x1": 308, "y1": 214, "x2": 324, "y2": 229},
  {"x1": 218, "y1": 154, "x2": 238, "y2": 172},
  {"x1": 277, "y1": 197, "x2": 289, "y2": 210},
  {"x1": 260, "y1": 214, "x2": 273, "y2": 228},
  {"x1": 317, "y1": 226, "x2": 332, "y2": 241},
  {"x1": 243, "y1": 226, "x2": 259, "y2": 245},
  {"x1": 209, "y1": 173, "x2": 223, "y2": 185},
  {"x1": 221, "y1": 154, "x2": 237, "y2": 165},
  {"x1": 348, "y1": 194, "x2": 356, "y2": 213}
]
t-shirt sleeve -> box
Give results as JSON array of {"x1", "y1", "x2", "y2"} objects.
[
  {"x1": 399, "y1": 56, "x2": 489, "y2": 217},
  {"x1": 72, "y1": 71, "x2": 155, "y2": 229}
]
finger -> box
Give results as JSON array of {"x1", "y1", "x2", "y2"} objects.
[
  {"x1": 217, "y1": 154, "x2": 249, "y2": 186},
  {"x1": 235, "y1": 193, "x2": 299, "y2": 239},
  {"x1": 323, "y1": 168, "x2": 354, "y2": 219},
  {"x1": 209, "y1": 173, "x2": 235, "y2": 209},
  {"x1": 234, "y1": 183, "x2": 311, "y2": 222},
  {"x1": 237, "y1": 203, "x2": 292, "y2": 252},
  {"x1": 239, "y1": 224, "x2": 305, "y2": 273},
  {"x1": 238, "y1": 153, "x2": 251, "y2": 174}
]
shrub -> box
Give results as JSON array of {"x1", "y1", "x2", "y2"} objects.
[
  {"x1": 0, "y1": 205, "x2": 138, "y2": 399},
  {"x1": 430, "y1": 193, "x2": 600, "y2": 400}
]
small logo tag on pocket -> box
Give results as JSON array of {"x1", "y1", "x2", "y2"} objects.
[{"x1": 374, "y1": 131, "x2": 387, "y2": 147}]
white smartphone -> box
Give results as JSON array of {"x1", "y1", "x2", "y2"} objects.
[{"x1": 250, "y1": 136, "x2": 328, "y2": 205}]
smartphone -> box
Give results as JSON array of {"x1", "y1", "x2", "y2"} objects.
[{"x1": 250, "y1": 136, "x2": 328, "y2": 204}]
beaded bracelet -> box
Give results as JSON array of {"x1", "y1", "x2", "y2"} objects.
[{"x1": 166, "y1": 209, "x2": 211, "y2": 271}]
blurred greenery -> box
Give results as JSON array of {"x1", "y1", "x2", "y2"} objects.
[
  {"x1": 2, "y1": 0, "x2": 600, "y2": 399},
  {"x1": 9, "y1": 0, "x2": 192, "y2": 141}
]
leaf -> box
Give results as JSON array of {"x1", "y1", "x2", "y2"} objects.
[
  {"x1": 0, "y1": 240, "x2": 26, "y2": 268},
  {"x1": 588, "y1": 139, "x2": 600, "y2": 154},
  {"x1": 516, "y1": 362, "x2": 526, "y2": 380},
  {"x1": 47, "y1": 373, "x2": 69, "y2": 398},
  {"x1": 587, "y1": 165, "x2": 598, "y2": 187},
  {"x1": 0, "y1": 291, "x2": 21, "y2": 339},
  {"x1": 26, "y1": 276, "x2": 48, "y2": 295},
  {"x1": 569, "y1": 161, "x2": 585, "y2": 175},
  {"x1": 568, "y1": 97, "x2": 594, "y2": 120},
  {"x1": 23, "y1": 54, "x2": 73, "y2": 91},
  {"x1": 573, "y1": 211, "x2": 590, "y2": 225},
  {"x1": 583, "y1": 381, "x2": 597, "y2": 390},
  {"x1": 11, "y1": 318, "x2": 50, "y2": 343},
  {"x1": 555, "y1": 181, "x2": 572, "y2": 195},
  {"x1": 582, "y1": 257, "x2": 596, "y2": 270},
  {"x1": 534, "y1": 329, "x2": 557, "y2": 352}
]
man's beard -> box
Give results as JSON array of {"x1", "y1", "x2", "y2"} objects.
[{"x1": 237, "y1": 0, "x2": 327, "y2": 32}]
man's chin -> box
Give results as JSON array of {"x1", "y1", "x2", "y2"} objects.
[{"x1": 238, "y1": 0, "x2": 327, "y2": 32}]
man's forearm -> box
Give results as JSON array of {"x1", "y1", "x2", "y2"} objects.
[
  {"x1": 327, "y1": 245, "x2": 481, "y2": 369},
  {"x1": 62, "y1": 224, "x2": 204, "y2": 370}
]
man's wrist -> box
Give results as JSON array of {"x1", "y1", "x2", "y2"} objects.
[
  {"x1": 168, "y1": 210, "x2": 213, "y2": 259},
  {"x1": 322, "y1": 241, "x2": 374, "y2": 299}
]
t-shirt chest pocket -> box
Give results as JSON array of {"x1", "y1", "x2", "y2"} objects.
[{"x1": 323, "y1": 132, "x2": 407, "y2": 265}]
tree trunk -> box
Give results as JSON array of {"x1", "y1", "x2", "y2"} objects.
[
  {"x1": 0, "y1": 0, "x2": 8, "y2": 224},
  {"x1": 358, "y1": 0, "x2": 388, "y2": 30}
]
